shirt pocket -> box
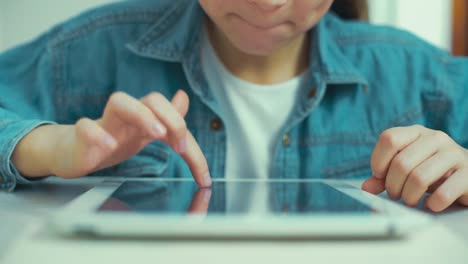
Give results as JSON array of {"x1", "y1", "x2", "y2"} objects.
[
  {"x1": 301, "y1": 133, "x2": 376, "y2": 180},
  {"x1": 90, "y1": 142, "x2": 171, "y2": 178},
  {"x1": 314, "y1": 106, "x2": 429, "y2": 180},
  {"x1": 321, "y1": 157, "x2": 372, "y2": 179}
]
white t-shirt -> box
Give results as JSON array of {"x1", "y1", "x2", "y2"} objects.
[{"x1": 200, "y1": 26, "x2": 304, "y2": 212}]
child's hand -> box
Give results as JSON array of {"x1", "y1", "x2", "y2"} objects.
[
  {"x1": 41, "y1": 90, "x2": 211, "y2": 187},
  {"x1": 362, "y1": 125, "x2": 468, "y2": 212}
]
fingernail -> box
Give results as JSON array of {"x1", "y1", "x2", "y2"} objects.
[
  {"x1": 153, "y1": 122, "x2": 166, "y2": 136},
  {"x1": 179, "y1": 138, "x2": 187, "y2": 153},
  {"x1": 203, "y1": 172, "x2": 212, "y2": 187},
  {"x1": 103, "y1": 136, "x2": 117, "y2": 148}
]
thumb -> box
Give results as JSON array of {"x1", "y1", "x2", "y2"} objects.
[
  {"x1": 73, "y1": 118, "x2": 118, "y2": 175},
  {"x1": 362, "y1": 175, "x2": 386, "y2": 195},
  {"x1": 171, "y1": 90, "x2": 190, "y2": 118}
]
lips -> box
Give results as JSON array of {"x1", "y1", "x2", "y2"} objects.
[{"x1": 232, "y1": 13, "x2": 290, "y2": 30}]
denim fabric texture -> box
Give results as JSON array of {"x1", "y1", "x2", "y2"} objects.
[{"x1": 1, "y1": 0, "x2": 467, "y2": 191}]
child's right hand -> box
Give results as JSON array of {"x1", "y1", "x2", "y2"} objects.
[{"x1": 11, "y1": 90, "x2": 212, "y2": 187}]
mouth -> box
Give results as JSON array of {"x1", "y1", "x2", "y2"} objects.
[{"x1": 231, "y1": 13, "x2": 292, "y2": 31}]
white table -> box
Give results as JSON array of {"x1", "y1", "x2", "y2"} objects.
[{"x1": 1, "y1": 177, "x2": 468, "y2": 264}]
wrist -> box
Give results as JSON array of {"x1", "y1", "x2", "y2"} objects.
[
  {"x1": 11, "y1": 124, "x2": 67, "y2": 177},
  {"x1": 44, "y1": 124, "x2": 75, "y2": 176}
]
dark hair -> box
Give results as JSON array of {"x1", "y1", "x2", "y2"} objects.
[{"x1": 330, "y1": 0, "x2": 369, "y2": 21}]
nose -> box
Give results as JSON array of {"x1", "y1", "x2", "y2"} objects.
[{"x1": 247, "y1": 0, "x2": 288, "y2": 11}]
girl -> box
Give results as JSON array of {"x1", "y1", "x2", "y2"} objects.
[{"x1": 1, "y1": 0, "x2": 467, "y2": 212}]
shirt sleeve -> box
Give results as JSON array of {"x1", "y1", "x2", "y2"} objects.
[{"x1": 0, "y1": 31, "x2": 58, "y2": 192}]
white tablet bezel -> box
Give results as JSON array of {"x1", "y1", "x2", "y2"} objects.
[{"x1": 50, "y1": 178, "x2": 432, "y2": 239}]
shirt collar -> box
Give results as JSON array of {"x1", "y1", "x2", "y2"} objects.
[
  {"x1": 313, "y1": 13, "x2": 369, "y2": 87},
  {"x1": 126, "y1": 0, "x2": 204, "y2": 62},
  {"x1": 126, "y1": 3, "x2": 369, "y2": 88}
]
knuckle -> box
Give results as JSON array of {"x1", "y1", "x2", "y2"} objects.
[
  {"x1": 391, "y1": 156, "x2": 410, "y2": 174},
  {"x1": 380, "y1": 129, "x2": 399, "y2": 149},
  {"x1": 412, "y1": 124, "x2": 425, "y2": 130},
  {"x1": 108, "y1": 92, "x2": 130, "y2": 111},
  {"x1": 75, "y1": 118, "x2": 91, "y2": 135},
  {"x1": 140, "y1": 95, "x2": 150, "y2": 105},
  {"x1": 440, "y1": 148, "x2": 463, "y2": 164},
  {"x1": 109, "y1": 91, "x2": 127, "y2": 103},
  {"x1": 147, "y1": 92, "x2": 166, "y2": 104},
  {"x1": 407, "y1": 169, "x2": 427, "y2": 190},
  {"x1": 75, "y1": 117, "x2": 89, "y2": 127},
  {"x1": 440, "y1": 147, "x2": 468, "y2": 168},
  {"x1": 432, "y1": 130, "x2": 449, "y2": 142},
  {"x1": 451, "y1": 147, "x2": 466, "y2": 162}
]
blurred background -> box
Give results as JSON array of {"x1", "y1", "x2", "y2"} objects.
[{"x1": 0, "y1": 0, "x2": 466, "y2": 55}]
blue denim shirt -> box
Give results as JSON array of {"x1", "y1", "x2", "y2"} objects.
[{"x1": 1, "y1": 0, "x2": 467, "y2": 192}]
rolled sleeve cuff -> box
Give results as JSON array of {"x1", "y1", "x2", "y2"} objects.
[{"x1": 0, "y1": 120, "x2": 56, "y2": 192}]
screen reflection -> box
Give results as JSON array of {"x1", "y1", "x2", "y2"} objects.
[{"x1": 98, "y1": 181, "x2": 374, "y2": 215}]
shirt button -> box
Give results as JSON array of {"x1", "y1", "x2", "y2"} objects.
[
  {"x1": 307, "y1": 88, "x2": 317, "y2": 98},
  {"x1": 282, "y1": 134, "x2": 290, "y2": 147},
  {"x1": 210, "y1": 118, "x2": 223, "y2": 131}
]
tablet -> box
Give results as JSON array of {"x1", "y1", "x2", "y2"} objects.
[{"x1": 51, "y1": 179, "x2": 432, "y2": 239}]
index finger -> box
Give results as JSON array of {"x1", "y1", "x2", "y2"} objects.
[
  {"x1": 140, "y1": 91, "x2": 211, "y2": 187},
  {"x1": 371, "y1": 125, "x2": 423, "y2": 179},
  {"x1": 170, "y1": 90, "x2": 212, "y2": 187},
  {"x1": 181, "y1": 131, "x2": 212, "y2": 187}
]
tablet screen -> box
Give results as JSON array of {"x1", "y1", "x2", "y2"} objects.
[{"x1": 97, "y1": 181, "x2": 376, "y2": 215}]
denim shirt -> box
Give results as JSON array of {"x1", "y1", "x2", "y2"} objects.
[{"x1": 1, "y1": 0, "x2": 467, "y2": 192}]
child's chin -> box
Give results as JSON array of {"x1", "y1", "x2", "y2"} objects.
[{"x1": 233, "y1": 40, "x2": 285, "y2": 56}]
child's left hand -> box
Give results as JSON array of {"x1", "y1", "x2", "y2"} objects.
[{"x1": 362, "y1": 125, "x2": 468, "y2": 212}]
